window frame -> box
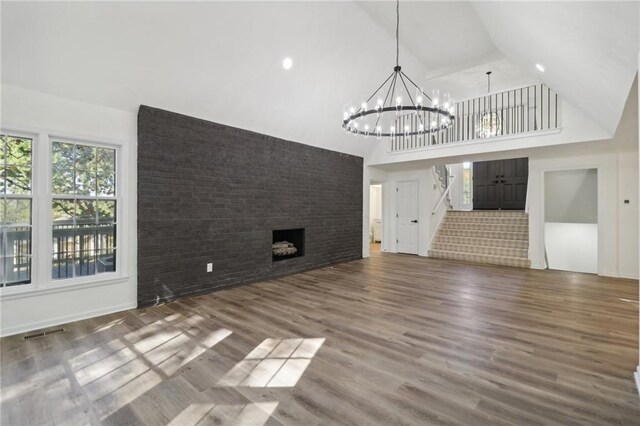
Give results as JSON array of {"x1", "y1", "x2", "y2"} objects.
[
  {"x1": 0, "y1": 129, "x2": 127, "y2": 298},
  {"x1": 0, "y1": 130, "x2": 36, "y2": 290},
  {"x1": 49, "y1": 137, "x2": 120, "y2": 283}
]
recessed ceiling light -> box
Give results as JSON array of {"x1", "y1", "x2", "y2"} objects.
[
  {"x1": 282, "y1": 57, "x2": 293, "y2": 70},
  {"x1": 536, "y1": 63, "x2": 545, "y2": 72}
]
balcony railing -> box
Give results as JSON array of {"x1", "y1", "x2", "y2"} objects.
[
  {"x1": 52, "y1": 225, "x2": 116, "y2": 279},
  {"x1": 0, "y1": 226, "x2": 115, "y2": 286},
  {"x1": 390, "y1": 83, "x2": 560, "y2": 152},
  {"x1": 1, "y1": 227, "x2": 31, "y2": 286}
]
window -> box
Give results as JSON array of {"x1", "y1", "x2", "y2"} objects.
[
  {"x1": 51, "y1": 141, "x2": 117, "y2": 279},
  {"x1": 462, "y1": 161, "x2": 472, "y2": 205},
  {"x1": 0, "y1": 134, "x2": 33, "y2": 287}
]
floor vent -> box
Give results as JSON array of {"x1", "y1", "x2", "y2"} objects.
[{"x1": 23, "y1": 328, "x2": 65, "y2": 341}]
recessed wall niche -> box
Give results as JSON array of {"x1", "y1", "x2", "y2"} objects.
[{"x1": 272, "y1": 229, "x2": 305, "y2": 261}]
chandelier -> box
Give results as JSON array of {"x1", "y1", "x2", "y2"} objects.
[
  {"x1": 342, "y1": 0, "x2": 455, "y2": 139},
  {"x1": 476, "y1": 71, "x2": 502, "y2": 138}
]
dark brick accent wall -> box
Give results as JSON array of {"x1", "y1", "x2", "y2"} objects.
[{"x1": 137, "y1": 106, "x2": 363, "y2": 307}]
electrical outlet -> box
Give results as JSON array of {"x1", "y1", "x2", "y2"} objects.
[{"x1": 206, "y1": 263, "x2": 213, "y2": 272}]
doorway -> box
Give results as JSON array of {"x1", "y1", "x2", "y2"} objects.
[
  {"x1": 397, "y1": 181, "x2": 419, "y2": 254},
  {"x1": 369, "y1": 185, "x2": 383, "y2": 247},
  {"x1": 473, "y1": 157, "x2": 528, "y2": 210},
  {"x1": 544, "y1": 168, "x2": 598, "y2": 274}
]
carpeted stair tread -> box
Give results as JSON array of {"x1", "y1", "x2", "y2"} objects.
[
  {"x1": 434, "y1": 235, "x2": 529, "y2": 249},
  {"x1": 428, "y1": 249, "x2": 531, "y2": 268},
  {"x1": 431, "y1": 242, "x2": 528, "y2": 258},
  {"x1": 440, "y1": 222, "x2": 528, "y2": 232},
  {"x1": 430, "y1": 210, "x2": 531, "y2": 268},
  {"x1": 438, "y1": 228, "x2": 528, "y2": 241},
  {"x1": 443, "y1": 217, "x2": 529, "y2": 225},
  {"x1": 447, "y1": 210, "x2": 527, "y2": 217}
]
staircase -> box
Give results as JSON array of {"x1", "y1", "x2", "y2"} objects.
[{"x1": 429, "y1": 210, "x2": 531, "y2": 268}]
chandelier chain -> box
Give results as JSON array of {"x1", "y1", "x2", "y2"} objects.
[{"x1": 396, "y1": 0, "x2": 400, "y2": 67}]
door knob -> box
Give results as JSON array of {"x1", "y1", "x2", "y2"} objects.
[{"x1": 411, "y1": 220, "x2": 418, "y2": 223}]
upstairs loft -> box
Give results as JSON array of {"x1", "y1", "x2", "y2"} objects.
[{"x1": 389, "y1": 83, "x2": 560, "y2": 153}]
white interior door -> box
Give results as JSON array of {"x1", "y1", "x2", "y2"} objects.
[{"x1": 397, "y1": 181, "x2": 419, "y2": 254}]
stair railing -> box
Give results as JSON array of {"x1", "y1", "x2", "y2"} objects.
[
  {"x1": 434, "y1": 164, "x2": 448, "y2": 190},
  {"x1": 432, "y1": 174, "x2": 455, "y2": 215}
]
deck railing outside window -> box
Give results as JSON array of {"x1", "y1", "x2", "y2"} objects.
[{"x1": 52, "y1": 224, "x2": 115, "y2": 279}]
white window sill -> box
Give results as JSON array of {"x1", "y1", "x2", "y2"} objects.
[{"x1": 0, "y1": 274, "x2": 131, "y2": 301}]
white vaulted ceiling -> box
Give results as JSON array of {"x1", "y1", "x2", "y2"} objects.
[
  {"x1": 356, "y1": 1, "x2": 502, "y2": 78},
  {"x1": 473, "y1": 1, "x2": 640, "y2": 135},
  {"x1": 2, "y1": 1, "x2": 639, "y2": 157}
]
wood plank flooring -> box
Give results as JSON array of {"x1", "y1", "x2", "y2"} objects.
[{"x1": 2, "y1": 244, "x2": 639, "y2": 425}]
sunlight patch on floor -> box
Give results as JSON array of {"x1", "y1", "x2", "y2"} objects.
[
  {"x1": 217, "y1": 338, "x2": 324, "y2": 388},
  {"x1": 167, "y1": 401, "x2": 279, "y2": 426},
  {"x1": 63, "y1": 322, "x2": 233, "y2": 420}
]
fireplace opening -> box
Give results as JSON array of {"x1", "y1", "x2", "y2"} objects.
[{"x1": 272, "y1": 228, "x2": 305, "y2": 262}]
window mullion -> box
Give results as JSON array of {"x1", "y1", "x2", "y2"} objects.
[{"x1": 36, "y1": 132, "x2": 52, "y2": 288}]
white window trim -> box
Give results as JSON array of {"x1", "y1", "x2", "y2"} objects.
[
  {"x1": 0, "y1": 128, "x2": 129, "y2": 298},
  {"x1": 0, "y1": 130, "x2": 36, "y2": 290}
]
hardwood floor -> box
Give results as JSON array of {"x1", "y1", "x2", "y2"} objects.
[{"x1": 2, "y1": 245, "x2": 639, "y2": 425}]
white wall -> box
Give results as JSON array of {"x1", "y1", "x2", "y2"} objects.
[
  {"x1": 544, "y1": 223, "x2": 597, "y2": 274},
  {"x1": 0, "y1": 84, "x2": 138, "y2": 336},
  {"x1": 531, "y1": 79, "x2": 638, "y2": 278},
  {"x1": 545, "y1": 169, "x2": 598, "y2": 224},
  {"x1": 527, "y1": 142, "x2": 638, "y2": 278}
]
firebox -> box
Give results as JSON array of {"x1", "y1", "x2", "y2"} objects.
[{"x1": 272, "y1": 228, "x2": 305, "y2": 261}]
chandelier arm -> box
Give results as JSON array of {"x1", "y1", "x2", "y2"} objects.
[
  {"x1": 373, "y1": 72, "x2": 398, "y2": 131},
  {"x1": 365, "y1": 71, "x2": 395, "y2": 104},
  {"x1": 400, "y1": 71, "x2": 432, "y2": 101},
  {"x1": 383, "y1": 72, "x2": 398, "y2": 110},
  {"x1": 398, "y1": 73, "x2": 425, "y2": 127},
  {"x1": 373, "y1": 114, "x2": 382, "y2": 132},
  {"x1": 388, "y1": 72, "x2": 399, "y2": 109}
]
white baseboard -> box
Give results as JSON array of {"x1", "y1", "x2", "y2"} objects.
[
  {"x1": 0, "y1": 302, "x2": 137, "y2": 337},
  {"x1": 635, "y1": 366, "x2": 640, "y2": 395}
]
